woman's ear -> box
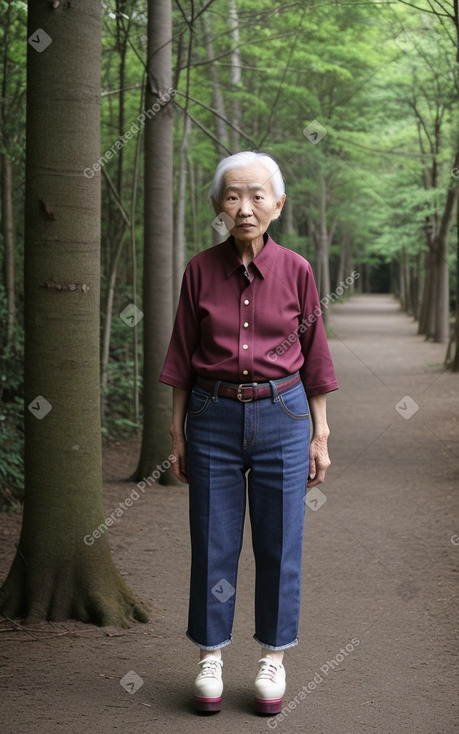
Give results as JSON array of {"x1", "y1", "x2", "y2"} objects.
[{"x1": 271, "y1": 194, "x2": 286, "y2": 221}]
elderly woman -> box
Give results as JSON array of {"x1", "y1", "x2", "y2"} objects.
[{"x1": 159, "y1": 151, "x2": 338, "y2": 715}]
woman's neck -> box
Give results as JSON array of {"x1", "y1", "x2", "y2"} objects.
[{"x1": 232, "y1": 234, "x2": 265, "y2": 266}]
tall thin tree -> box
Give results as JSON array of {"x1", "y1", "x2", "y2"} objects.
[{"x1": 133, "y1": 0, "x2": 176, "y2": 483}]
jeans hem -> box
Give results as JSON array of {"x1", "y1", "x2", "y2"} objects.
[
  {"x1": 253, "y1": 635, "x2": 299, "y2": 651},
  {"x1": 186, "y1": 631, "x2": 233, "y2": 650}
]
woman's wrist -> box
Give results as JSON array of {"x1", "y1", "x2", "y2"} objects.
[
  {"x1": 170, "y1": 423, "x2": 185, "y2": 438},
  {"x1": 312, "y1": 428, "x2": 330, "y2": 441}
]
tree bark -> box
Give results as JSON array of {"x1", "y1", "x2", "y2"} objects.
[
  {"x1": 452, "y1": 197, "x2": 459, "y2": 371},
  {"x1": 434, "y1": 153, "x2": 459, "y2": 342},
  {"x1": 228, "y1": 0, "x2": 241, "y2": 152},
  {"x1": 133, "y1": 0, "x2": 176, "y2": 484},
  {"x1": 173, "y1": 114, "x2": 191, "y2": 309},
  {"x1": 316, "y1": 175, "x2": 332, "y2": 325},
  {"x1": 0, "y1": 0, "x2": 147, "y2": 626},
  {"x1": 202, "y1": 12, "x2": 229, "y2": 155}
]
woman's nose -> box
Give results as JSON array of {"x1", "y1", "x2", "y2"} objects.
[{"x1": 238, "y1": 198, "x2": 253, "y2": 216}]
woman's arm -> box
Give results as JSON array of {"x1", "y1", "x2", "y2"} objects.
[
  {"x1": 170, "y1": 387, "x2": 191, "y2": 484},
  {"x1": 307, "y1": 393, "x2": 331, "y2": 488}
]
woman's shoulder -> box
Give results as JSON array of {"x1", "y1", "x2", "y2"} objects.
[
  {"x1": 269, "y1": 237, "x2": 313, "y2": 273},
  {"x1": 185, "y1": 240, "x2": 231, "y2": 271}
]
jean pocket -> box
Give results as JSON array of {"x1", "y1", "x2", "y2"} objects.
[
  {"x1": 187, "y1": 386, "x2": 212, "y2": 417},
  {"x1": 278, "y1": 384, "x2": 310, "y2": 419}
]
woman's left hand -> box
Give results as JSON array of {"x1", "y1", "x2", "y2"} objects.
[{"x1": 307, "y1": 434, "x2": 331, "y2": 487}]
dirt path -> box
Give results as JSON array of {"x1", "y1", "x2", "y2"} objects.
[{"x1": 1, "y1": 294, "x2": 458, "y2": 734}]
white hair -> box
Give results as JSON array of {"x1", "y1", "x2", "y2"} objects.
[{"x1": 210, "y1": 151, "x2": 285, "y2": 204}]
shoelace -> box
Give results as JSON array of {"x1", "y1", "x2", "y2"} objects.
[
  {"x1": 257, "y1": 658, "x2": 281, "y2": 681},
  {"x1": 197, "y1": 658, "x2": 222, "y2": 679}
]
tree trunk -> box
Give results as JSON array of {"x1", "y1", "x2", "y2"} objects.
[
  {"x1": 133, "y1": 0, "x2": 176, "y2": 484},
  {"x1": 1, "y1": 154, "x2": 16, "y2": 343},
  {"x1": 316, "y1": 176, "x2": 332, "y2": 324},
  {"x1": 101, "y1": 230, "x2": 128, "y2": 412},
  {"x1": 401, "y1": 246, "x2": 412, "y2": 314},
  {"x1": 0, "y1": 0, "x2": 147, "y2": 626},
  {"x1": 418, "y1": 250, "x2": 431, "y2": 335},
  {"x1": 202, "y1": 12, "x2": 229, "y2": 155},
  {"x1": 434, "y1": 153, "x2": 459, "y2": 342},
  {"x1": 173, "y1": 114, "x2": 191, "y2": 309},
  {"x1": 452, "y1": 199, "x2": 459, "y2": 371},
  {"x1": 228, "y1": 0, "x2": 241, "y2": 152},
  {"x1": 284, "y1": 195, "x2": 295, "y2": 236}
]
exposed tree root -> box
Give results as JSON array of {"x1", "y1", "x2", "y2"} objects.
[{"x1": 0, "y1": 548, "x2": 149, "y2": 627}]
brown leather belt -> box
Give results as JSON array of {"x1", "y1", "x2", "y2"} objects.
[{"x1": 196, "y1": 372, "x2": 301, "y2": 403}]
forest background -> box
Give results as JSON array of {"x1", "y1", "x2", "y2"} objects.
[{"x1": 0, "y1": 0, "x2": 458, "y2": 513}]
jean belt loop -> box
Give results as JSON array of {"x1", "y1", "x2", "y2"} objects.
[
  {"x1": 269, "y1": 379, "x2": 280, "y2": 403},
  {"x1": 212, "y1": 380, "x2": 221, "y2": 402}
]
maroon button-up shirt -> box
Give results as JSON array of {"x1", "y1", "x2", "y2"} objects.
[{"x1": 159, "y1": 234, "x2": 338, "y2": 397}]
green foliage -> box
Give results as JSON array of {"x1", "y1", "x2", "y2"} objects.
[
  {"x1": 101, "y1": 304, "x2": 143, "y2": 439},
  {"x1": 102, "y1": 357, "x2": 142, "y2": 439},
  {"x1": 0, "y1": 290, "x2": 24, "y2": 510}
]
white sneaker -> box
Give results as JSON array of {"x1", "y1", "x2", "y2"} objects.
[
  {"x1": 193, "y1": 656, "x2": 223, "y2": 712},
  {"x1": 254, "y1": 657, "x2": 286, "y2": 714}
]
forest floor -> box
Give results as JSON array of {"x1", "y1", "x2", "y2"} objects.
[{"x1": 1, "y1": 293, "x2": 458, "y2": 734}]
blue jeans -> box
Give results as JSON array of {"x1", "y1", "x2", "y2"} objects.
[{"x1": 185, "y1": 375, "x2": 310, "y2": 650}]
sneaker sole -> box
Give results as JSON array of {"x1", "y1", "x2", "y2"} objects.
[
  {"x1": 255, "y1": 697, "x2": 283, "y2": 715},
  {"x1": 195, "y1": 696, "x2": 222, "y2": 712}
]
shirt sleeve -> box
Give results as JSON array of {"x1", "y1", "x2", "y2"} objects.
[
  {"x1": 298, "y1": 263, "x2": 339, "y2": 397},
  {"x1": 158, "y1": 264, "x2": 200, "y2": 390}
]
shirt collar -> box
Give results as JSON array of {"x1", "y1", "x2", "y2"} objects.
[{"x1": 223, "y1": 233, "x2": 277, "y2": 279}]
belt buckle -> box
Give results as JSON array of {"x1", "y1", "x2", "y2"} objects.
[{"x1": 237, "y1": 384, "x2": 253, "y2": 402}]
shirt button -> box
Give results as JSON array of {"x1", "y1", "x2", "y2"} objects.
[
  {"x1": 242, "y1": 344, "x2": 248, "y2": 350},
  {"x1": 242, "y1": 370, "x2": 249, "y2": 376},
  {"x1": 244, "y1": 299, "x2": 250, "y2": 305},
  {"x1": 243, "y1": 322, "x2": 249, "y2": 328}
]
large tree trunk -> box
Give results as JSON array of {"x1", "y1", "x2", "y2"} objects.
[
  {"x1": 133, "y1": 0, "x2": 176, "y2": 484},
  {"x1": 0, "y1": 0, "x2": 147, "y2": 626},
  {"x1": 1, "y1": 154, "x2": 16, "y2": 343}
]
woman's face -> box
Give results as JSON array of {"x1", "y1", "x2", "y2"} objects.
[{"x1": 215, "y1": 162, "x2": 285, "y2": 244}]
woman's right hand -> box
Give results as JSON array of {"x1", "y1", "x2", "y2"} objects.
[
  {"x1": 170, "y1": 387, "x2": 191, "y2": 484},
  {"x1": 170, "y1": 429, "x2": 188, "y2": 483}
]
